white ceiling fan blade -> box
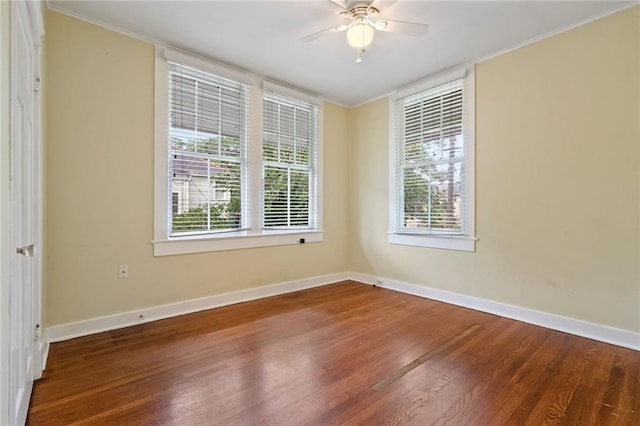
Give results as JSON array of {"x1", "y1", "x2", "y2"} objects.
[
  {"x1": 329, "y1": 0, "x2": 348, "y2": 10},
  {"x1": 376, "y1": 20, "x2": 429, "y2": 37},
  {"x1": 368, "y1": 0, "x2": 399, "y2": 13},
  {"x1": 301, "y1": 24, "x2": 348, "y2": 42}
]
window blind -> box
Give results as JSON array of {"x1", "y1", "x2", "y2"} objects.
[
  {"x1": 168, "y1": 62, "x2": 248, "y2": 236},
  {"x1": 397, "y1": 79, "x2": 466, "y2": 234},
  {"x1": 262, "y1": 90, "x2": 318, "y2": 229}
]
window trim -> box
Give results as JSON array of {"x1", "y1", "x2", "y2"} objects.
[
  {"x1": 388, "y1": 66, "x2": 476, "y2": 252},
  {"x1": 153, "y1": 47, "x2": 323, "y2": 256}
]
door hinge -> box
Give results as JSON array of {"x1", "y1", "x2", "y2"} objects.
[
  {"x1": 34, "y1": 75, "x2": 41, "y2": 92},
  {"x1": 16, "y1": 244, "x2": 35, "y2": 257},
  {"x1": 34, "y1": 324, "x2": 41, "y2": 341}
]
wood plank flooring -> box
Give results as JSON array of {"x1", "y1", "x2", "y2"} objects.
[{"x1": 28, "y1": 281, "x2": 639, "y2": 425}]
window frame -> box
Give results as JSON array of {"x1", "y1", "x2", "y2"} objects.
[
  {"x1": 153, "y1": 48, "x2": 323, "y2": 256},
  {"x1": 388, "y1": 67, "x2": 476, "y2": 252}
]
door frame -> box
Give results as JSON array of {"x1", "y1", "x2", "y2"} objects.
[
  {"x1": 25, "y1": 0, "x2": 45, "y2": 379},
  {"x1": 1, "y1": 2, "x2": 13, "y2": 425}
]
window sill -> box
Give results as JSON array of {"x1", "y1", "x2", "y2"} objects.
[
  {"x1": 388, "y1": 233, "x2": 476, "y2": 252},
  {"x1": 152, "y1": 230, "x2": 324, "y2": 256}
]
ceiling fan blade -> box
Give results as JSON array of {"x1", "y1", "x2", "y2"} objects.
[
  {"x1": 368, "y1": 0, "x2": 398, "y2": 13},
  {"x1": 328, "y1": 0, "x2": 348, "y2": 10},
  {"x1": 301, "y1": 24, "x2": 348, "y2": 42},
  {"x1": 376, "y1": 19, "x2": 429, "y2": 37}
]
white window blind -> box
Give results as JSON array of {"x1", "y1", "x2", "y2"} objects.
[
  {"x1": 168, "y1": 62, "x2": 248, "y2": 236},
  {"x1": 397, "y1": 79, "x2": 467, "y2": 234},
  {"x1": 262, "y1": 90, "x2": 318, "y2": 229}
]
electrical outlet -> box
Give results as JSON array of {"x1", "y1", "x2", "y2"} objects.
[{"x1": 118, "y1": 264, "x2": 128, "y2": 279}]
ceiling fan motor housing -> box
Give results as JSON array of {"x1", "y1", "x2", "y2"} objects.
[{"x1": 341, "y1": 4, "x2": 380, "y2": 20}]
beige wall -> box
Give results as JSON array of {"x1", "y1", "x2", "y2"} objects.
[
  {"x1": 350, "y1": 7, "x2": 640, "y2": 332},
  {"x1": 46, "y1": 7, "x2": 639, "y2": 334},
  {"x1": 45, "y1": 11, "x2": 350, "y2": 326}
]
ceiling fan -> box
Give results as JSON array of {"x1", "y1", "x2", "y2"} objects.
[{"x1": 302, "y1": 0, "x2": 429, "y2": 62}]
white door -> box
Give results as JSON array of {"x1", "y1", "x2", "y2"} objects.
[{"x1": 10, "y1": 1, "x2": 40, "y2": 424}]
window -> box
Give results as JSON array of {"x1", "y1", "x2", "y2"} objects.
[
  {"x1": 389, "y1": 68, "x2": 475, "y2": 251},
  {"x1": 153, "y1": 49, "x2": 323, "y2": 256},
  {"x1": 262, "y1": 91, "x2": 318, "y2": 230},
  {"x1": 168, "y1": 62, "x2": 247, "y2": 235}
]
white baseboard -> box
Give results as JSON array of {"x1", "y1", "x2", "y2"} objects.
[
  {"x1": 46, "y1": 272, "x2": 350, "y2": 343},
  {"x1": 352, "y1": 273, "x2": 639, "y2": 351},
  {"x1": 45, "y1": 271, "x2": 639, "y2": 352},
  {"x1": 32, "y1": 339, "x2": 49, "y2": 380},
  {"x1": 348, "y1": 271, "x2": 378, "y2": 285}
]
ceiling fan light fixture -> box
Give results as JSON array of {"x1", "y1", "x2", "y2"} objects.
[{"x1": 346, "y1": 22, "x2": 374, "y2": 48}]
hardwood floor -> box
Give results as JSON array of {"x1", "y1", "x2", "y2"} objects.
[{"x1": 28, "y1": 281, "x2": 639, "y2": 425}]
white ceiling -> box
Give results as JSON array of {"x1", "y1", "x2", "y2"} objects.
[{"x1": 49, "y1": 0, "x2": 633, "y2": 107}]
